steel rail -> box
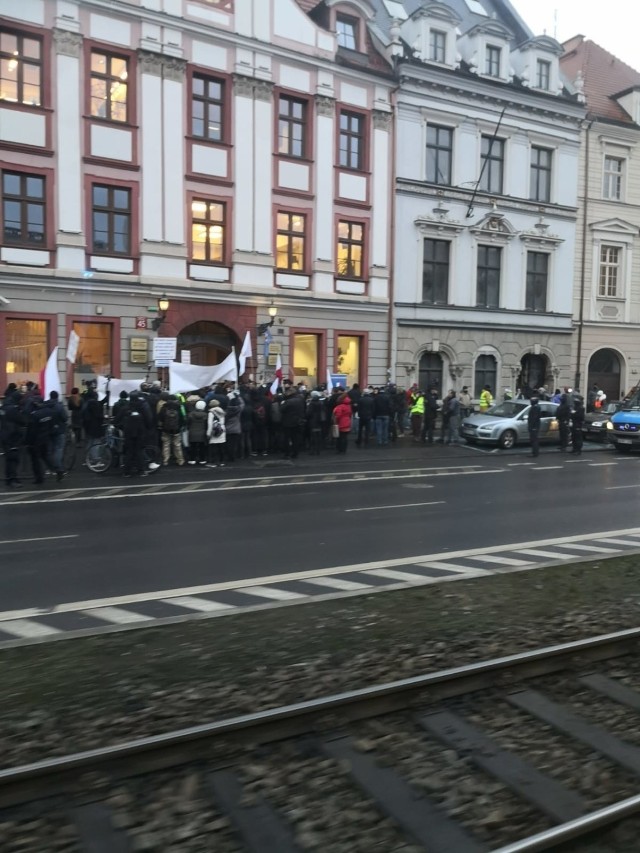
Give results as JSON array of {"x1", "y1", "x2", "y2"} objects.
[{"x1": 1, "y1": 626, "x2": 639, "y2": 812}]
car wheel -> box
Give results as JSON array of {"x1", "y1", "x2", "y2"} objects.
[{"x1": 499, "y1": 429, "x2": 517, "y2": 450}]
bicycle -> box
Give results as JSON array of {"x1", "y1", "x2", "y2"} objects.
[{"x1": 85, "y1": 423, "x2": 161, "y2": 474}]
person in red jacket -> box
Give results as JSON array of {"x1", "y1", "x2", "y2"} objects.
[{"x1": 332, "y1": 393, "x2": 352, "y2": 454}]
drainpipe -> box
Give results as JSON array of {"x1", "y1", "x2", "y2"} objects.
[
  {"x1": 387, "y1": 81, "x2": 400, "y2": 384},
  {"x1": 575, "y1": 116, "x2": 594, "y2": 391}
]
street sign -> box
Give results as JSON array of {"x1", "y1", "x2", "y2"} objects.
[
  {"x1": 153, "y1": 336, "x2": 177, "y2": 367},
  {"x1": 135, "y1": 317, "x2": 149, "y2": 330}
]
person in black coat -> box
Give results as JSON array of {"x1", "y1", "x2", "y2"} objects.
[
  {"x1": 422, "y1": 391, "x2": 438, "y2": 444},
  {"x1": 280, "y1": 389, "x2": 305, "y2": 459},
  {"x1": 1, "y1": 390, "x2": 25, "y2": 488},
  {"x1": 528, "y1": 397, "x2": 542, "y2": 457},
  {"x1": 556, "y1": 394, "x2": 571, "y2": 451},
  {"x1": 82, "y1": 391, "x2": 105, "y2": 453},
  {"x1": 356, "y1": 388, "x2": 375, "y2": 447},
  {"x1": 571, "y1": 396, "x2": 585, "y2": 455}
]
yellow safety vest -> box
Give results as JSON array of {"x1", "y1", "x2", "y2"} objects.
[
  {"x1": 410, "y1": 395, "x2": 425, "y2": 415},
  {"x1": 479, "y1": 390, "x2": 493, "y2": 411}
]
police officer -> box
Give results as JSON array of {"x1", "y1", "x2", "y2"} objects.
[
  {"x1": 556, "y1": 393, "x2": 572, "y2": 451},
  {"x1": 571, "y1": 395, "x2": 585, "y2": 455},
  {"x1": 528, "y1": 397, "x2": 541, "y2": 458}
]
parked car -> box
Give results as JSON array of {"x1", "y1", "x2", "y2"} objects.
[
  {"x1": 582, "y1": 401, "x2": 621, "y2": 442},
  {"x1": 460, "y1": 401, "x2": 559, "y2": 449}
]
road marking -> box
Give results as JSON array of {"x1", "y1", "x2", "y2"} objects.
[
  {"x1": 415, "y1": 561, "x2": 490, "y2": 574},
  {"x1": 593, "y1": 537, "x2": 640, "y2": 546},
  {"x1": 606, "y1": 484, "x2": 640, "y2": 490},
  {"x1": 0, "y1": 619, "x2": 62, "y2": 638},
  {"x1": 555, "y1": 543, "x2": 620, "y2": 553},
  {"x1": 162, "y1": 596, "x2": 234, "y2": 613},
  {"x1": 2, "y1": 525, "x2": 640, "y2": 623},
  {"x1": 589, "y1": 462, "x2": 618, "y2": 467},
  {"x1": 515, "y1": 548, "x2": 582, "y2": 560},
  {"x1": 508, "y1": 463, "x2": 536, "y2": 467},
  {"x1": 468, "y1": 555, "x2": 534, "y2": 567},
  {"x1": 365, "y1": 568, "x2": 434, "y2": 583},
  {"x1": 345, "y1": 501, "x2": 445, "y2": 513},
  {"x1": 304, "y1": 576, "x2": 372, "y2": 592},
  {"x1": 0, "y1": 534, "x2": 78, "y2": 546},
  {"x1": 84, "y1": 607, "x2": 154, "y2": 624},
  {"x1": 239, "y1": 586, "x2": 306, "y2": 601},
  {"x1": 531, "y1": 466, "x2": 564, "y2": 470}
]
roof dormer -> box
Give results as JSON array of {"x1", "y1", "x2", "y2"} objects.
[
  {"x1": 512, "y1": 35, "x2": 564, "y2": 95},
  {"x1": 612, "y1": 86, "x2": 640, "y2": 125},
  {"x1": 325, "y1": 0, "x2": 374, "y2": 54},
  {"x1": 458, "y1": 20, "x2": 514, "y2": 82},
  {"x1": 400, "y1": 2, "x2": 462, "y2": 69}
]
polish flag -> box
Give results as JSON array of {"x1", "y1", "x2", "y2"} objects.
[
  {"x1": 238, "y1": 331, "x2": 252, "y2": 378},
  {"x1": 270, "y1": 353, "x2": 283, "y2": 395},
  {"x1": 39, "y1": 347, "x2": 62, "y2": 397}
]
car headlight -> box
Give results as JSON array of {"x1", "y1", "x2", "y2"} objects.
[
  {"x1": 591, "y1": 421, "x2": 603, "y2": 427},
  {"x1": 607, "y1": 421, "x2": 614, "y2": 430}
]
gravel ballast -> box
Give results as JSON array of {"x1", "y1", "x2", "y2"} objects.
[{"x1": 2, "y1": 555, "x2": 640, "y2": 768}]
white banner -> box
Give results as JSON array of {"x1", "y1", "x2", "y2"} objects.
[
  {"x1": 97, "y1": 375, "x2": 145, "y2": 403},
  {"x1": 66, "y1": 330, "x2": 80, "y2": 364},
  {"x1": 168, "y1": 347, "x2": 238, "y2": 393}
]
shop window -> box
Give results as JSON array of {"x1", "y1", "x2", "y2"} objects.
[
  {"x1": 71, "y1": 321, "x2": 113, "y2": 389},
  {"x1": 336, "y1": 335, "x2": 361, "y2": 387},
  {"x1": 5, "y1": 318, "x2": 48, "y2": 385},
  {"x1": 293, "y1": 333, "x2": 320, "y2": 388}
]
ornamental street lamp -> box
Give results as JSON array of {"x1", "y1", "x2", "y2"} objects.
[
  {"x1": 152, "y1": 294, "x2": 170, "y2": 331},
  {"x1": 257, "y1": 300, "x2": 278, "y2": 335}
]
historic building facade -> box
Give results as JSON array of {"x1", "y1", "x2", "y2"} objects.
[
  {"x1": 561, "y1": 36, "x2": 640, "y2": 401},
  {"x1": 0, "y1": 0, "x2": 394, "y2": 392},
  {"x1": 370, "y1": 0, "x2": 584, "y2": 397}
]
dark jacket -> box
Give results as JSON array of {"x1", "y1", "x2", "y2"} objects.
[
  {"x1": 0, "y1": 392, "x2": 25, "y2": 444},
  {"x1": 374, "y1": 392, "x2": 391, "y2": 417},
  {"x1": 82, "y1": 395, "x2": 105, "y2": 438},
  {"x1": 528, "y1": 403, "x2": 541, "y2": 431},
  {"x1": 67, "y1": 394, "x2": 83, "y2": 429},
  {"x1": 424, "y1": 394, "x2": 438, "y2": 424},
  {"x1": 306, "y1": 398, "x2": 323, "y2": 430},
  {"x1": 572, "y1": 401, "x2": 585, "y2": 428},
  {"x1": 45, "y1": 399, "x2": 68, "y2": 435},
  {"x1": 158, "y1": 400, "x2": 184, "y2": 434},
  {"x1": 556, "y1": 398, "x2": 571, "y2": 423},
  {"x1": 188, "y1": 409, "x2": 208, "y2": 443},
  {"x1": 358, "y1": 394, "x2": 375, "y2": 421},
  {"x1": 281, "y1": 393, "x2": 305, "y2": 428}
]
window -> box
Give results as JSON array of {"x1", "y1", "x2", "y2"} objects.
[
  {"x1": 91, "y1": 185, "x2": 131, "y2": 255},
  {"x1": 336, "y1": 15, "x2": 357, "y2": 50},
  {"x1": 278, "y1": 96, "x2": 306, "y2": 158},
  {"x1": 191, "y1": 74, "x2": 224, "y2": 141},
  {"x1": 71, "y1": 321, "x2": 113, "y2": 390},
  {"x1": 422, "y1": 239, "x2": 450, "y2": 305},
  {"x1": 603, "y1": 156, "x2": 624, "y2": 200},
  {"x1": 426, "y1": 125, "x2": 452, "y2": 185},
  {"x1": 530, "y1": 146, "x2": 552, "y2": 202},
  {"x1": 419, "y1": 352, "x2": 443, "y2": 393},
  {"x1": 485, "y1": 45, "x2": 501, "y2": 77},
  {"x1": 293, "y1": 333, "x2": 320, "y2": 388},
  {"x1": 480, "y1": 136, "x2": 504, "y2": 194},
  {"x1": 526, "y1": 252, "x2": 549, "y2": 312},
  {"x1": 90, "y1": 51, "x2": 129, "y2": 122},
  {"x1": 2, "y1": 172, "x2": 45, "y2": 246},
  {"x1": 599, "y1": 245, "x2": 620, "y2": 297},
  {"x1": 339, "y1": 111, "x2": 364, "y2": 170},
  {"x1": 276, "y1": 212, "x2": 306, "y2": 271},
  {"x1": 336, "y1": 335, "x2": 362, "y2": 387},
  {"x1": 337, "y1": 221, "x2": 364, "y2": 278},
  {"x1": 5, "y1": 318, "x2": 48, "y2": 384},
  {"x1": 429, "y1": 29, "x2": 446, "y2": 63},
  {"x1": 474, "y1": 355, "x2": 497, "y2": 398},
  {"x1": 536, "y1": 59, "x2": 551, "y2": 90},
  {"x1": 0, "y1": 29, "x2": 42, "y2": 106},
  {"x1": 191, "y1": 199, "x2": 226, "y2": 264},
  {"x1": 476, "y1": 245, "x2": 501, "y2": 308}
]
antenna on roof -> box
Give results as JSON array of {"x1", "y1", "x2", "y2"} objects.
[{"x1": 553, "y1": 8, "x2": 558, "y2": 40}]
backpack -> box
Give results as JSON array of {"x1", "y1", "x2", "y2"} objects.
[
  {"x1": 211, "y1": 413, "x2": 224, "y2": 438},
  {"x1": 163, "y1": 406, "x2": 181, "y2": 434}
]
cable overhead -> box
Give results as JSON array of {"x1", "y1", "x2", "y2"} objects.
[{"x1": 466, "y1": 106, "x2": 507, "y2": 219}]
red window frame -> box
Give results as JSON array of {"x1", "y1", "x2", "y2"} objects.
[
  {"x1": 85, "y1": 175, "x2": 139, "y2": 266},
  {"x1": 332, "y1": 330, "x2": 368, "y2": 387},
  {"x1": 275, "y1": 208, "x2": 309, "y2": 274},
  {"x1": 0, "y1": 312, "x2": 57, "y2": 393},
  {"x1": 188, "y1": 192, "x2": 232, "y2": 267},
  {"x1": 1, "y1": 165, "x2": 55, "y2": 252},
  {"x1": 337, "y1": 106, "x2": 369, "y2": 173},
  {"x1": 274, "y1": 88, "x2": 313, "y2": 162}
]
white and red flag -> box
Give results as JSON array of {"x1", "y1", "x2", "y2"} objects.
[
  {"x1": 39, "y1": 347, "x2": 62, "y2": 397},
  {"x1": 238, "y1": 330, "x2": 252, "y2": 378},
  {"x1": 270, "y1": 353, "x2": 283, "y2": 395}
]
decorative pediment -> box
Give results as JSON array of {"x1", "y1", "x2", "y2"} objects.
[
  {"x1": 469, "y1": 211, "x2": 516, "y2": 243},
  {"x1": 411, "y1": 2, "x2": 462, "y2": 26},
  {"x1": 415, "y1": 205, "x2": 464, "y2": 236},
  {"x1": 519, "y1": 218, "x2": 564, "y2": 250},
  {"x1": 326, "y1": 0, "x2": 375, "y2": 19},
  {"x1": 590, "y1": 218, "x2": 640, "y2": 236},
  {"x1": 517, "y1": 35, "x2": 564, "y2": 57},
  {"x1": 464, "y1": 20, "x2": 514, "y2": 41}
]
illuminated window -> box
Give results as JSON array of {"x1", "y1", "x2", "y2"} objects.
[
  {"x1": 90, "y1": 51, "x2": 128, "y2": 122},
  {"x1": 2, "y1": 172, "x2": 45, "y2": 246},
  {"x1": 337, "y1": 221, "x2": 364, "y2": 279},
  {"x1": 91, "y1": 185, "x2": 131, "y2": 255},
  {"x1": 5, "y1": 318, "x2": 48, "y2": 384},
  {"x1": 278, "y1": 96, "x2": 306, "y2": 158},
  {"x1": 276, "y1": 212, "x2": 306, "y2": 271},
  {"x1": 192, "y1": 74, "x2": 223, "y2": 141},
  {"x1": 0, "y1": 29, "x2": 41, "y2": 106},
  {"x1": 336, "y1": 335, "x2": 361, "y2": 387},
  {"x1": 72, "y1": 321, "x2": 113, "y2": 390},
  {"x1": 191, "y1": 199, "x2": 226, "y2": 263},
  {"x1": 293, "y1": 333, "x2": 320, "y2": 388},
  {"x1": 339, "y1": 111, "x2": 364, "y2": 170}
]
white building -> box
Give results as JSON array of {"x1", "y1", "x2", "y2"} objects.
[
  {"x1": 0, "y1": 0, "x2": 394, "y2": 393},
  {"x1": 370, "y1": 0, "x2": 585, "y2": 397}
]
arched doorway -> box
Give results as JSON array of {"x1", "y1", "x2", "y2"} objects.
[
  {"x1": 419, "y1": 352, "x2": 443, "y2": 392},
  {"x1": 519, "y1": 353, "x2": 550, "y2": 394},
  {"x1": 588, "y1": 348, "x2": 621, "y2": 400},
  {"x1": 474, "y1": 354, "x2": 497, "y2": 397},
  {"x1": 177, "y1": 321, "x2": 239, "y2": 366}
]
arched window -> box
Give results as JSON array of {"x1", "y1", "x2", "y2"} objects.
[
  {"x1": 588, "y1": 348, "x2": 621, "y2": 401},
  {"x1": 474, "y1": 354, "x2": 497, "y2": 397},
  {"x1": 419, "y1": 352, "x2": 443, "y2": 393}
]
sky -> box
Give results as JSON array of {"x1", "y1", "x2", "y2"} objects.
[{"x1": 511, "y1": 1, "x2": 639, "y2": 70}]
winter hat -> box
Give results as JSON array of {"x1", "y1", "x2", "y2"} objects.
[
  {"x1": 119, "y1": 390, "x2": 129, "y2": 399},
  {"x1": 195, "y1": 400, "x2": 206, "y2": 411},
  {"x1": 209, "y1": 399, "x2": 222, "y2": 409},
  {"x1": 310, "y1": 390, "x2": 321, "y2": 399},
  {"x1": 363, "y1": 387, "x2": 373, "y2": 395}
]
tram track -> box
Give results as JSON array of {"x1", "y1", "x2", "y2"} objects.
[{"x1": 4, "y1": 627, "x2": 640, "y2": 851}]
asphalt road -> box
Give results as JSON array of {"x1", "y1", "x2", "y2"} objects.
[{"x1": 0, "y1": 440, "x2": 637, "y2": 613}]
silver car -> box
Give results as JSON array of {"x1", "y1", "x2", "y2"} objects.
[{"x1": 460, "y1": 401, "x2": 560, "y2": 449}]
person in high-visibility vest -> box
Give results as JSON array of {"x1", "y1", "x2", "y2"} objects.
[
  {"x1": 409, "y1": 391, "x2": 425, "y2": 442},
  {"x1": 479, "y1": 384, "x2": 494, "y2": 412}
]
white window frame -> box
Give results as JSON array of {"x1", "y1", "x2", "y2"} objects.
[
  {"x1": 485, "y1": 44, "x2": 502, "y2": 77},
  {"x1": 429, "y1": 29, "x2": 447, "y2": 63},
  {"x1": 598, "y1": 244, "x2": 621, "y2": 298},
  {"x1": 603, "y1": 155, "x2": 625, "y2": 201},
  {"x1": 535, "y1": 58, "x2": 551, "y2": 90}
]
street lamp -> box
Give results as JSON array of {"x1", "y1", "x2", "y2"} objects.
[
  {"x1": 152, "y1": 294, "x2": 170, "y2": 331},
  {"x1": 257, "y1": 300, "x2": 278, "y2": 335}
]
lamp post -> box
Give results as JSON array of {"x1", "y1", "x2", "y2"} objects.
[
  {"x1": 257, "y1": 300, "x2": 278, "y2": 335},
  {"x1": 152, "y1": 294, "x2": 170, "y2": 331}
]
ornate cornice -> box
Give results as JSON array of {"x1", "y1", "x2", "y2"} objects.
[
  {"x1": 163, "y1": 56, "x2": 187, "y2": 83},
  {"x1": 137, "y1": 50, "x2": 163, "y2": 77},
  {"x1": 137, "y1": 52, "x2": 186, "y2": 81},
  {"x1": 372, "y1": 109, "x2": 392, "y2": 131},
  {"x1": 53, "y1": 29, "x2": 82, "y2": 58},
  {"x1": 233, "y1": 74, "x2": 255, "y2": 98},
  {"x1": 253, "y1": 79, "x2": 274, "y2": 102},
  {"x1": 315, "y1": 95, "x2": 336, "y2": 117}
]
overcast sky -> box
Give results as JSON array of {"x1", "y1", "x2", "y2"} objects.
[{"x1": 511, "y1": 0, "x2": 638, "y2": 70}]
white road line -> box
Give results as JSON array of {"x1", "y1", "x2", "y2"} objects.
[
  {"x1": 531, "y1": 466, "x2": 564, "y2": 471},
  {"x1": 0, "y1": 619, "x2": 62, "y2": 638},
  {"x1": 555, "y1": 543, "x2": 620, "y2": 553},
  {"x1": 304, "y1": 577, "x2": 372, "y2": 592},
  {"x1": 239, "y1": 586, "x2": 306, "y2": 601},
  {"x1": 515, "y1": 548, "x2": 581, "y2": 559},
  {"x1": 606, "y1": 484, "x2": 640, "y2": 490},
  {"x1": 416, "y1": 561, "x2": 491, "y2": 574},
  {"x1": 345, "y1": 501, "x2": 445, "y2": 513},
  {"x1": 593, "y1": 537, "x2": 640, "y2": 546},
  {"x1": 162, "y1": 596, "x2": 234, "y2": 612},
  {"x1": 4, "y1": 525, "x2": 640, "y2": 622},
  {"x1": 365, "y1": 568, "x2": 434, "y2": 583},
  {"x1": 508, "y1": 463, "x2": 536, "y2": 467},
  {"x1": 84, "y1": 607, "x2": 154, "y2": 624},
  {"x1": 469, "y1": 555, "x2": 534, "y2": 567},
  {"x1": 0, "y1": 534, "x2": 78, "y2": 546},
  {"x1": 589, "y1": 462, "x2": 618, "y2": 467}
]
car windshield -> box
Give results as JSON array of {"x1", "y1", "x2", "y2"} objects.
[{"x1": 484, "y1": 402, "x2": 527, "y2": 418}]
